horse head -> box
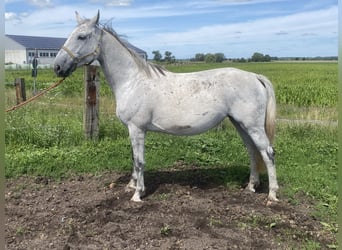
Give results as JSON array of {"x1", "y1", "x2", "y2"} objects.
[{"x1": 54, "y1": 11, "x2": 102, "y2": 77}]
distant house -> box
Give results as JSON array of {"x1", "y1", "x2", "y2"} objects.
[{"x1": 5, "y1": 34, "x2": 147, "y2": 66}]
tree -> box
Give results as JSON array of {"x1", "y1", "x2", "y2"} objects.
[
  {"x1": 205, "y1": 53, "x2": 216, "y2": 63},
  {"x1": 194, "y1": 53, "x2": 205, "y2": 61},
  {"x1": 196, "y1": 52, "x2": 225, "y2": 63},
  {"x1": 264, "y1": 54, "x2": 271, "y2": 62},
  {"x1": 214, "y1": 53, "x2": 225, "y2": 63},
  {"x1": 251, "y1": 52, "x2": 265, "y2": 62},
  {"x1": 164, "y1": 51, "x2": 175, "y2": 63},
  {"x1": 152, "y1": 50, "x2": 162, "y2": 62},
  {"x1": 250, "y1": 52, "x2": 273, "y2": 62}
]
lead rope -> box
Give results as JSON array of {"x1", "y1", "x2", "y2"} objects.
[{"x1": 5, "y1": 77, "x2": 66, "y2": 113}]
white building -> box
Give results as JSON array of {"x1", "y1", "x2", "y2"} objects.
[
  {"x1": 5, "y1": 35, "x2": 66, "y2": 65},
  {"x1": 5, "y1": 34, "x2": 148, "y2": 66}
]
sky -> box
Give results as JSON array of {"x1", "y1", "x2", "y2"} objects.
[{"x1": 5, "y1": 0, "x2": 338, "y2": 59}]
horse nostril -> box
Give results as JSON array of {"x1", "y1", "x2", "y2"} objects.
[
  {"x1": 54, "y1": 65, "x2": 63, "y2": 76},
  {"x1": 54, "y1": 65, "x2": 61, "y2": 72}
]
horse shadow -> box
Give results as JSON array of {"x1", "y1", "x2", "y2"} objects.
[{"x1": 115, "y1": 164, "x2": 269, "y2": 198}]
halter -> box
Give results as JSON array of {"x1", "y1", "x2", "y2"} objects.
[{"x1": 61, "y1": 29, "x2": 103, "y2": 64}]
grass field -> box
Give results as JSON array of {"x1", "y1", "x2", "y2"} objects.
[{"x1": 5, "y1": 62, "x2": 338, "y2": 244}]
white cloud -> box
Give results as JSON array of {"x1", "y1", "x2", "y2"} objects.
[
  {"x1": 218, "y1": 0, "x2": 285, "y2": 4},
  {"x1": 5, "y1": 12, "x2": 19, "y2": 21},
  {"x1": 5, "y1": 0, "x2": 21, "y2": 3},
  {"x1": 186, "y1": 0, "x2": 287, "y2": 8},
  {"x1": 28, "y1": 0, "x2": 53, "y2": 8},
  {"x1": 89, "y1": 0, "x2": 133, "y2": 7},
  {"x1": 5, "y1": 6, "x2": 77, "y2": 35},
  {"x1": 98, "y1": 2, "x2": 224, "y2": 21},
  {"x1": 5, "y1": 11, "x2": 31, "y2": 23}
]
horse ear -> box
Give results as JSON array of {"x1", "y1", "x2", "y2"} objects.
[
  {"x1": 75, "y1": 11, "x2": 83, "y2": 25},
  {"x1": 90, "y1": 10, "x2": 100, "y2": 26}
]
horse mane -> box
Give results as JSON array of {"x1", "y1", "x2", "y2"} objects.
[{"x1": 100, "y1": 24, "x2": 167, "y2": 77}]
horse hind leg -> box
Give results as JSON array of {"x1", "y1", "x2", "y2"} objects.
[
  {"x1": 250, "y1": 131, "x2": 278, "y2": 201},
  {"x1": 230, "y1": 118, "x2": 278, "y2": 201},
  {"x1": 245, "y1": 145, "x2": 260, "y2": 193},
  {"x1": 260, "y1": 146, "x2": 278, "y2": 201},
  {"x1": 229, "y1": 118, "x2": 260, "y2": 192}
]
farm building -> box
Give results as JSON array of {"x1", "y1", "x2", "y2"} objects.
[
  {"x1": 5, "y1": 35, "x2": 66, "y2": 65},
  {"x1": 5, "y1": 34, "x2": 148, "y2": 66}
]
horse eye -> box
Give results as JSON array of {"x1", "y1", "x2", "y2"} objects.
[{"x1": 78, "y1": 35, "x2": 87, "y2": 40}]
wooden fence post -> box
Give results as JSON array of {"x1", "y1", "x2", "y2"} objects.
[
  {"x1": 14, "y1": 78, "x2": 26, "y2": 105},
  {"x1": 83, "y1": 65, "x2": 100, "y2": 140}
]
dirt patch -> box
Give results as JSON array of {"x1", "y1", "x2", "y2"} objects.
[{"x1": 5, "y1": 165, "x2": 335, "y2": 249}]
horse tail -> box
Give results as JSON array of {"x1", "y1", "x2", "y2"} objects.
[{"x1": 256, "y1": 75, "x2": 276, "y2": 173}]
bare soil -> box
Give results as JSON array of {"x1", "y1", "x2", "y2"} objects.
[{"x1": 5, "y1": 165, "x2": 335, "y2": 249}]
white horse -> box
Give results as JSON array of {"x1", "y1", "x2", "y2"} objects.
[{"x1": 54, "y1": 11, "x2": 279, "y2": 202}]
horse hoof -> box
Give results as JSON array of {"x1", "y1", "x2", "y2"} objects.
[
  {"x1": 245, "y1": 183, "x2": 256, "y2": 193},
  {"x1": 268, "y1": 193, "x2": 279, "y2": 202},
  {"x1": 131, "y1": 193, "x2": 143, "y2": 202}
]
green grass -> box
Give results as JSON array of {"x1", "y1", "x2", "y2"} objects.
[
  {"x1": 5, "y1": 62, "x2": 338, "y2": 242},
  {"x1": 276, "y1": 124, "x2": 337, "y2": 219}
]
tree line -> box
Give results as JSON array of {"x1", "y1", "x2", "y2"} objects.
[
  {"x1": 191, "y1": 53, "x2": 226, "y2": 63},
  {"x1": 192, "y1": 52, "x2": 273, "y2": 62},
  {"x1": 151, "y1": 51, "x2": 336, "y2": 63},
  {"x1": 152, "y1": 51, "x2": 275, "y2": 63}
]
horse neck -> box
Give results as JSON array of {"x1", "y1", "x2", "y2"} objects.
[{"x1": 97, "y1": 30, "x2": 142, "y2": 93}]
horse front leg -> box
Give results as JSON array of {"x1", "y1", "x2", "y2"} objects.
[{"x1": 128, "y1": 125, "x2": 146, "y2": 202}]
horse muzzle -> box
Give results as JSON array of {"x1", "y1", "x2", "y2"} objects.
[{"x1": 54, "y1": 62, "x2": 77, "y2": 77}]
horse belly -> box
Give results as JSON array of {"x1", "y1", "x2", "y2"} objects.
[{"x1": 150, "y1": 105, "x2": 226, "y2": 136}]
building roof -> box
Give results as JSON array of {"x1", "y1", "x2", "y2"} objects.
[{"x1": 6, "y1": 34, "x2": 66, "y2": 50}]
